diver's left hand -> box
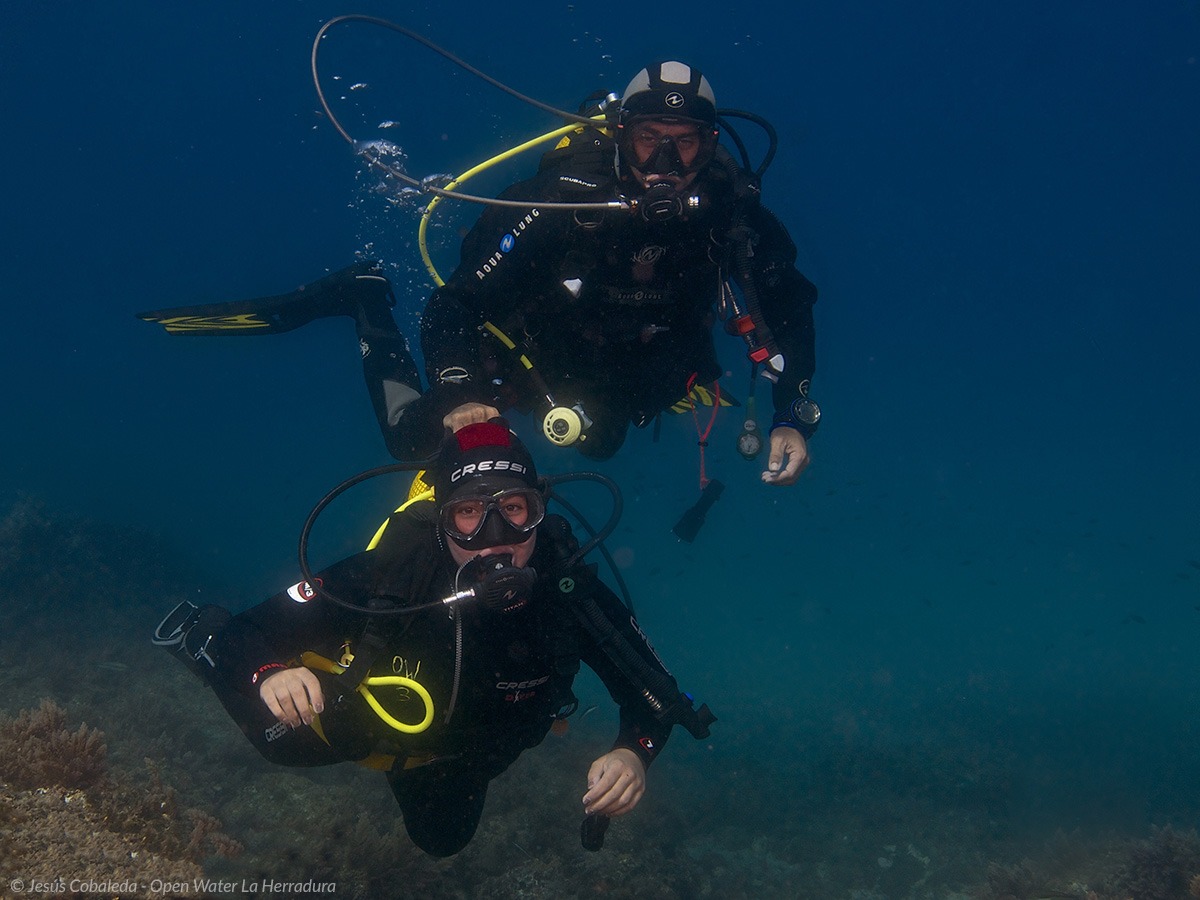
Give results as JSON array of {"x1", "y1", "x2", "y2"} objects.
[
  {"x1": 761, "y1": 426, "x2": 810, "y2": 486},
  {"x1": 583, "y1": 748, "x2": 646, "y2": 817},
  {"x1": 443, "y1": 402, "x2": 501, "y2": 432}
]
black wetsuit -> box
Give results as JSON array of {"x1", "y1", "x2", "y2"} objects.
[
  {"x1": 202, "y1": 509, "x2": 680, "y2": 857},
  {"x1": 368, "y1": 151, "x2": 819, "y2": 460}
]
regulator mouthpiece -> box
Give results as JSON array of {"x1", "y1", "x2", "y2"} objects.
[
  {"x1": 638, "y1": 181, "x2": 684, "y2": 221},
  {"x1": 456, "y1": 554, "x2": 537, "y2": 613}
]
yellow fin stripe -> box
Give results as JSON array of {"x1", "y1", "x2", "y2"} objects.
[
  {"x1": 148, "y1": 314, "x2": 272, "y2": 332},
  {"x1": 668, "y1": 384, "x2": 734, "y2": 413}
]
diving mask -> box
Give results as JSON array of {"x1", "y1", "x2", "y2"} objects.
[
  {"x1": 619, "y1": 117, "x2": 718, "y2": 178},
  {"x1": 440, "y1": 487, "x2": 546, "y2": 550}
]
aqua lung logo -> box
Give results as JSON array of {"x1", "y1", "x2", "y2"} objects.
[
  {"x1": 476, "y1": 209, "x2": 540, "y2": 280},
  {"x1": 665, "y1": 91, "x2": 685, "y2": 109},
  {"x1": 632, "y1": 245, "x2": 666, "y2": 265},
  {"x1": 449, "y1": 459, "x2": 528, "y2": 483},
  {"x1": 609, "y1": 287, "x2": 668, "y2": 306}
]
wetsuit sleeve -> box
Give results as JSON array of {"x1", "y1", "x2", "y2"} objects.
[
  {"x1": 573, "y1": 576, "x2": 677, "y2": 770},
  {"x1": 210, "y1": 553, "x2": 375, "y2": 698},
  {"x1": 749, "y1": 204, "x2": 820, "y2": 437}
]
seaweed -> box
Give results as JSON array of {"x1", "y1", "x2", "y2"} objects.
[
  {"x1": 1101, "y1": 826, "x2": 1200, "y2": 900},
  {"x1": 0, "y1": 697, "x2": 242, "y2": 885},
  {"x1": 0, "y1": 698, "x2": 108, "y2": 790}
]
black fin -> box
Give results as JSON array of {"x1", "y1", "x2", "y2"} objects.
[
  {"x1": 136, "y1": 261, "x2": 392, "y2": 336},
  {"x1": 671, "y1": 479, "x2": 725, "y2": 543}
]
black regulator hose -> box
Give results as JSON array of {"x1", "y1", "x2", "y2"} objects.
[
  {"x1": 544, "y1": 471, "x2": 623, "y2": 568},
  {"x1": 312, "y1": 18, "x2": 780, "y2": 214},
  {"x1": 717, "y1": 109, "x2": 778, "y2": 180},
  {"x1": 298, "y1": 465, "x2": 628, "y2": 616},
  {"x1": 545, "y1": 488, "x2": 635, "y2": 616},
  {"x1": 311, "y1": 15, "x2": 624, "y2": 213},
  {"x1": 296, "y1": 460, "x2": 448, "y2": 616},
  {"x1": 313, "y1": 15, "x2": 605, "y2": 135}
]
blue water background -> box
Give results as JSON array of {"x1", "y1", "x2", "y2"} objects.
[{"x1": 4, "y1": 0, "x2": 1199, "y2": 847}]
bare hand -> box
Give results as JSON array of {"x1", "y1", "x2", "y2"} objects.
[
  {"x1": 443, "y1": 402, "x2": 502, "y2": 432},
  {"x1": 761, "y1": 426, "x2": 809, "y2": 486},
  {"x1": 583, "y1": 748, "x2": 646, "y2": 817},
  {"x1": 259, "y1": 667, "x2": 324, "y2": 728}
]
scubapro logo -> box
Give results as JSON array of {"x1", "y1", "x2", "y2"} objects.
[{"x1": 665, "y1": 91, "x2": 685, "y2": 109}]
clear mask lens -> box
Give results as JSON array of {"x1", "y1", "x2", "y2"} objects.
[
  {"x1": 441, "y1": 489, "x2": 546, "y2": 542},
  {"x1": 620, "y1": 118, "x2": 717, "y2": 177}
]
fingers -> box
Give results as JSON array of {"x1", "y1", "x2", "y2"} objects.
[
  {"x1": 765, "y1": 440, "x2": 786, "y2": 479},
  {"x1": 583, "y1": 751, "x2": 646, "y2": 817},
  {"x1": 761, "y1": 458, "x2": 801, "y2": 485},
  {"x1": 442, "y1": 403, "x2": 501, "y2": 432},
  {"x1": 259, "y1": 668, "x2": 324, "y2": 728},
  {"x1": 761, "y1": 428, "x2": 809, "y2": 486}
]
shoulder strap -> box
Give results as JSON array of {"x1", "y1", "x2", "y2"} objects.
[
  {"x1": 538, "y1": 90, "x2": 616, "y2": 178},
  {"x1": 538, "y1": 125, "x2": 614, "y2": 176}
]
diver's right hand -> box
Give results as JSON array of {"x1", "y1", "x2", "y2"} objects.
[
  {"x1": 259, "y1": 667, "x2": 324, "y2": 728},
  {"x1": 443, "y1": 402, "x2": 502, "y2": 432}
]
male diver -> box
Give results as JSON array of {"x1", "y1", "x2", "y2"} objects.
[
  {"x1": 140, "y1": 60, "x2": 820, "y2": 484},
  {"x1": 153, "y1": 421, "x2": 714, "y2": 856}
]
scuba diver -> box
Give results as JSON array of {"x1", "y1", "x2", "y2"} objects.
[
  {"x1": 152, "y1": 421, "x2": 714, "y2": 857},
  {"x1": 416, "y1": 61, "x2": 820, "y2": 482},
  {"x1": 139, "y1": 56, "x2": 821, "y2": 487}
]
